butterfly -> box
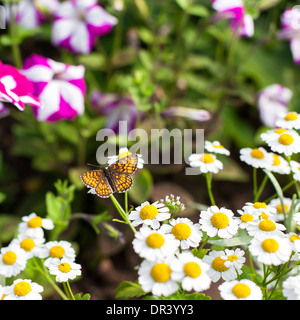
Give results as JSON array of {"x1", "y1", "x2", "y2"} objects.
[{"x1": 80, "y1": 153, "x2": 138, "y2": 198}]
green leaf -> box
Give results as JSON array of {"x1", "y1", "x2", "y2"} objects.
[
  {"x1": 74, "y1": 293, "x2": 91, "y2": 300},
  {"x1": 128, "y1": 169, "x2": 153, "y2": 203},
  {"x1": 186, "y1": 5, "x2": 209, "y2": 17},
  {"x1": 166, "y1": 292, "x2": 211, "y2": 300},
  {"x1": 208, "y1": 230, "x2": 252, "y2": 247},
  {"x1": 191, "y1": 248, "x2": 210, "y2": 259},
  {"x1": 115, "y1": 281, "x2": 145, "y2": 300}
]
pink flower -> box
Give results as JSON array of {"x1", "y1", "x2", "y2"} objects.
[
  {"x1": 0, "y1": 61, "x2": 42, "y2": 111},
  {"x1": 211, "y1": 0, "x2": 254, "y2": 37},
  {"x1": 277, "y1": 8, "x2": 300, "y2": 65},
  {"x1": 52, "y1": 0, "x2": 118, "y2": 54},
  {"x1": 257, "y1": 84, "x2": 292, "y2": 127},
  {"x1": 0, "y1": 103, "x2": 10, "y2": 118},
  {"x1": 21, "y1": 54, "x2": 86, "y2": 122}
]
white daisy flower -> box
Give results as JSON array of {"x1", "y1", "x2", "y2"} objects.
[
  {"x1": 269, "y1": 197, "x2": 296, "y2": 221},
  {"x1": 199, "y1": 205, "x2": 239, "y2": 239},
  {"x1": 18, "y1": 213, "x2": 54, "y2": 238},
  {"x1": 293, "y1": 212, "x2": 300, "y2": 226},
  {"x1": 202, "y1": 250, "x2": 237, "y2": 282},
  {"x1": 246, "y1": 218, "x2": 286, "y2": 237},
  {"x1": 260, "y1": 128, "x2": 288, "y2": 145},
  {"x1": 0, "y1": 243, "x2": 28, "y2": 277},
  {"x1": 42, "y1": 241, "x2": 76, "y2": 268},
  {"x1": 132, "y1": 226, "x2": 180, "y2": 261},
  {"x1": 107, "y1": 147, "x2": 144, "y2": 169},
  {"x1": 265, "y1": 129, "x2": 300, "y2": 156},
  {"x1": 160, "y1": 217, "x2": 202, "y2": 249},
  {"x1": 10, "y1": 234, "x2": 46, "y2": 259},
  {"x1": 275, "y1": 111, "x2": 300, "y2": 130},
  {"x1": 218, "y1": 279, "x2": 262, "y2": 300},
  {"x1": 204, "y1": 140, "x2": 230, "y2": 156},
  {"x1": 242, "y1": 201, "x2": 277, "y2": 220},
  {"x1": 249, "y1": 233, "x2": 292, "y2": 266},
  {"x1": 282, "y1": 275, "x2": 300, "y2": 300},
  {"x1": 236, "y1": 209, "x2": 259, "y2": 229},
  {"x1": 48, "y1": 259, "x2": 82, "y2": 283},
  {"x1": 128, "y1": 201, "x2": 170, "y2": 230},
  {"x1": 290, "y1": 160, "x2": 300, "y2": 182},
  {"x1": 239, "y1": 147, "x2": 272, "y2": 169},
  {"x1": 138, "y1": 258, "x2": 178, "y2": 297},
  {"x1": 223, "y1": 248, "x2": 246, "y2": 272},
  {"x1": 171, "y1": 251, "x2": 211, "y2": 292},
  {"x1": 3, "y1": 279, "x2": 43, "y2": 300},
  {"x1": 188, "y1": 153, "x2": 223, "y2": 174},
  {"x1": 286, "y1": 232, "x2": 300, "y2": 254},
  {"x1": 267, "y1": 153, "x2": 290, "y2": 175}
]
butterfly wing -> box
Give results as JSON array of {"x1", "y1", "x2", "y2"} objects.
[
  {"x1": 80, "y1": 170, "x2": 113, "y2": 198},
  {"x1": 109, "y1": 171, "x2": 133, "y2": 193}
]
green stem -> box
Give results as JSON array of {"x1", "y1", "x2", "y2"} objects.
[
  {"x1": 206, "y1": 172, "x2": 216, "y2": 206},
  {"x1": 254, "y1": 174, "x2": 269, "y2": 202},
  {"x1": 125, "y1": 191, "x2": 128, "y2": 214},
  {"x1": 253, "y1": 168, "x2": 257, "y2": 201},
  {"x1": 66, "y1": 281, "x2": 76, "y2": 300},
  {"x1": 9, "y1": 2, "x2": 22, "y2": 68}
]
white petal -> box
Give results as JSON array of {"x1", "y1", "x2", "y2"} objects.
[
  {"x1": 59, "y1": 82, "x2": 84, "y2": 114},
  {"x1": 37, "y1": 82, "x2": 60, "y2": 120},
  {"x1": 22, "y1": 65, "x2": 53, "y2": 82},
  {"x1": 52, "y1": 19, "x2": 77, "y2": 45},
  {"x1": 69, "y1": 23, "x2": 90, "y2": 54},
  {"x1": 86, "y1": 6, "x2": 117, "y2": 27}
]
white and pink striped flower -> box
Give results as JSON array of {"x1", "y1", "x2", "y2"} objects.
[
  {"x1": 0, "y1": 61, "x2": 42, "y2": 111},
  {"x1": 277, "y1": 8, "x2": 300, "y2": 65},
  {"x1": 211, "y1": 0, "x2": 254, "y2": 37},
  {"x1": 51, "y1": 0, "x2": 118, "y2": 54},
  {"x1": 21, "y1": 54, "x2": 86, "y2": 122}
]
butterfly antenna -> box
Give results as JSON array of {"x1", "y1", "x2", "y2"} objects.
[{"x1": 87, "y1": 163, "x2": 102, "y2": 168}]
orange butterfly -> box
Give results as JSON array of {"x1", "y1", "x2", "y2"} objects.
[{"x1": 80, "y1": 153, "x2": 138, "y2": 198}]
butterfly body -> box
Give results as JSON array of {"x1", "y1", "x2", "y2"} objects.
[{"x1": 80, "y1": 154, "x2": 138, "y2": 198}]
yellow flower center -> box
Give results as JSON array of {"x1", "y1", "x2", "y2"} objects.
[
  {"x1": 253, "y1": 202, "x2": 267, "y2": 209},
  {"x1": 272, "y1": 154, "x2": 281, "y2": 166},
  {"x1": 228, "y1": 254, "x2": 238, "y2": 262},
  {"x1": 146, "y1": 233, "x2": 165, "y2": 249},
  {"x1": 58, "y1": 262, "x2": 72, "y2": 273},
  {"x1": 200, "y1": 154, "x2": 214, "y2": 163},
  {"x1": 27, "y1": 216, "x2": 43, "y2": 228},
  {"x1": 290, "y1": 234, "x2": 300, "y2": 242},
  {"x1": 14, "y1": 281, "x2": 31, "y2": 297},
  {"x1": 241, "y1": 213, "x2": 254, "y2": 223},
  {"x1": 2, "y1": 251, "x2": 17, "y2": 265},
  {"x1": 183, "y1": 262, "x2": 202, "y2": 278},
  {"x1": 284, "y1": 112, "x2": 298, "y2": 121},
  {"x1": 278, "y1": 133, "x2": 294, "y2": 146},
  {"x1": 260, "y1": 212, "x2": 269, "y2": 219},
  {"x1": 20, "y1": 238, "x2": 35, "y2": 252},
  {"x1": 261, "y1": 238, "x2": 279, "y2": 253},
  {"x1": 232, "y1": 283, "x2": 251, "y2": 298},
  {"x1": 211, "y1": 212, "x2": 229, "y2": 229},
  {"x1": 171, "y1": 223, "x2": 191, "y2": 240},
  {"x1": 212, "y1": 144, "x2": 224, "y2": 149},
  {"x1": 118, "y1": 151, "x2": 132, "y2": 160},
  {"x1": 212, "y1": 256, "x2": 229, "y2": 272},
  {"x1": 49, "y1": 245, "x2": 65, "y2": 258},
  {"x1": 150, "y1": 263, "x2": 171, "y2": 283},
  {"x1": 276, "y1": 204, "x2": 289, "y2": 214},
  {"x1": 251, "y1": 148, "x2": 264, "y2": 159},
  {"x1": 139, "y1": 205, "x2": 158, "y2": 220},
  {"x1": 274, "y1": 128, "x2": 287, "y2": 134},
  {"x1": 258, "y1": 220, "x2": 276, "y2": 232}
]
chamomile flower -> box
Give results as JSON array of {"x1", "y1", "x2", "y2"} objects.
[
  {"x1": 239, "y1": 147, "x2": 272, "y2": 169},
  {"x1": 171, "y1": 251, "x2": 211, "y2": 292},
  {"x1": 202, "y1": 250, "x2": 237, "y2": 282},
  {"x1": 249, "y1": 233, "x2": 292, "y2": 266},
  {"x1": 242, "y1": 202, "x2": 277, "y2": 220},
  {"x1": 107, "y1": 147, "x2": 144, "y2": 169},
  {"x1": 290, "y1": 160, "x2": 300, "y2": 182},
  {"x1": 3, "y1": 279, "x2": 43, "y2": 300},
  {"x1": 269, "y1": 197, "x2": 295, "y2": 221},
  {"x1": 260, "y1": 128, "x2": 288, "y2": 145},
  {"x1": 132, "y1": 226, "x2": 180, "y2": 261},
  {"x1": 204, "y1": 140, "x2": 230, "y2": 156},
  {"x1": 43, "y1": 241, "x2": 76, "y2": 268},
  {"x1": 246, "y1": 218, "x2": 286, "y2": 237},
  {"x1": 0, "y1": 243, "x2": 28, "y2": 277},
  {"x1": 188, "y1": 153, "x2": 223, "y2": 174},
  {"x1": 218, "y1": 279, "x2": 262, "y2": 300},
  {"x1": 266, "y1": 129, "x2": 300, "y2": 156},
  {"x1": 18, "y1": 213, "x2": 54, "y2": 238},
  {"x1": 286, "y1": 232, "x2": 300, "y2": 253},
  {"x1": 160, "y1": 217, "x2": 202, "y2": 249},
  {"x1": 138, "y1": 258, "x2": 178, "y2": 297},
  {"x1": 267, "y1": 153, "x2": 290, "y2": 175},
  {"x1": 10, "y1": 234, "x2": 47, "y2": 259},
  {"x1": 199, "y1": 206, "x2": 239, "y2": 239},
  {"x1": 282, "y1": 275, "x2": 300, "y2": 300},
  {"x1": 48, "y1": 259, "x2": 82, "y2": 283},
  {"x1": 276, "y1": 111, "x2": 300, "y2": 130},
  {"x1": 223, "y1": 248, "x2": 246, "y2": 272},
  {"x1": 128, "y1": 201, "x2": 170, "y2": 230},
  {"x1": 236, "y1": 209, "x2": 258, "y2": 229}
]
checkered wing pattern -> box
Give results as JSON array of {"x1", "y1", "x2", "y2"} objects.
[{"x1": 80, "y1": 170, "x2": 113, "y2": 198}]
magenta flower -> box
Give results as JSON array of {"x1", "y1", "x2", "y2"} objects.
[
  {"x1": 278, "y1": 8, "x2": 300, "y2": 65},
  {"x1": 0, "y1": 61, "x2": 42, "y2": 111},
  {"x1": 211, "y1": 0, "x2": 254, "y2": 37},
  {"x1": 257, "y1": 84, "x2": 292, "y2": 127},
  {"x1": 52, "y1": 0, "x2": 118, "y2": 54},
  {"x1": 21, "y1": 54, "x2": 86, "y2": 122},
  {"x1": 89, "y1": 90, "x2": 137, "y2": 133},
  {"x1": 0, "y1": 103, "x2": 10, "y2": 118}
]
